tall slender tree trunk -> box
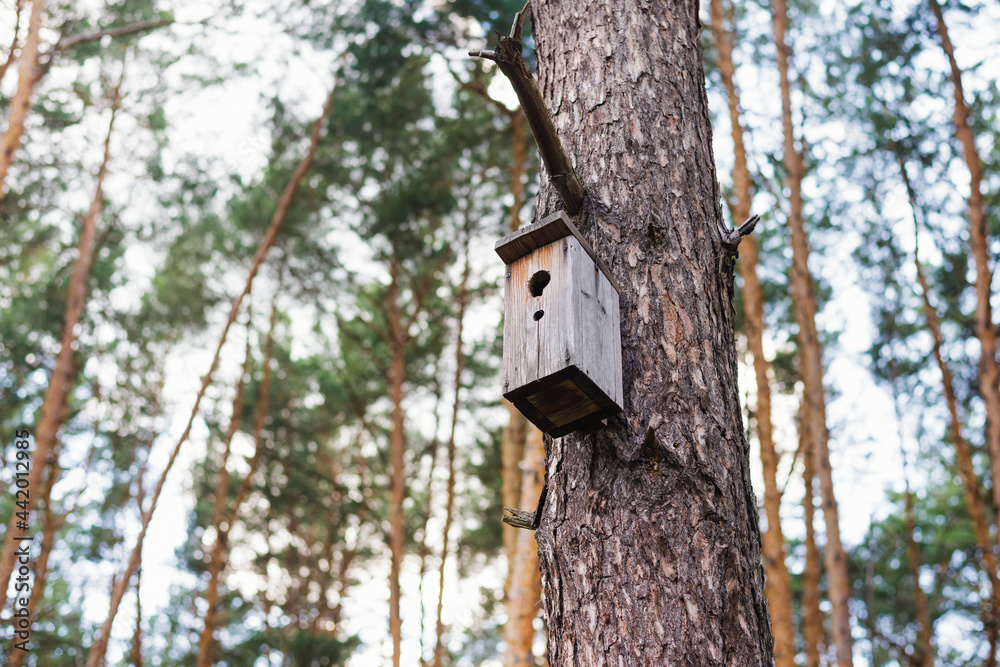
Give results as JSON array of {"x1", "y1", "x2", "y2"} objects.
[
  {"x1": 508, "y1": 109, "x2": 528, "y2": 231},
  {"x1": 528, "y1": 1, "x2": 772, "y2": 662},
  {"x1": 708, "y1": 1, "x2": 794, "y2": 663},
  {"x1": 927, "y1": 0, "x2": 1000, "y2": 541},
  {"x1": 198, "y1": 302, "x2": 276, "y2": 664},
  {"x1": 502, "y1": 403, "x2": 528, "y2": 589},
  {"x1": 432, "y1": 252, "x2": 471, "y2": 667},
  {"x1": 770, "y1": 0, "x2": 853, "y2": 662},
  {"x1": 903, "y1": 488, "x2": 933, "y2": 666},
  {"x1": 0, "y1": 81, "x2": 117, "y2": 608},
  {"x1": 801, "y1": 401, "x2": 825, "y2": 667},
  {"x1": 6, "y1": 457, "x2": 64, "y2": 667},
  {"x1": 988, "y1": 622, "x2": 999, "y2": 667},
  {"x1": 387, "y1": 254, "x2": 407, "y2": 667},
  {"x1": 131, "y1": 566, "x2": 143, "y2": 667},
  {"x1": 417, "y1": 375, "x2": 443, "y2": 662},
  {"x1": 502, "y1": 107, "x2": 531, "y2": 601},
  {"x1": 0, "y1": 0, "x2": 42, "y2": 199},
  {"x1": 899, "y1": 156, "x2": 1000, "y2": 618},
  {"x1": 196, "y1": 317, "x2": 256, "y2": 667},
  {"x1": 504, "y1": 425, "x2": 545, "y2": 667},
  {"x1": 85, "y1": 86, "x2": 336, "y2": 667},
  {"x1": 501, "y1": 101, "x2": 547, "y2": 667}
]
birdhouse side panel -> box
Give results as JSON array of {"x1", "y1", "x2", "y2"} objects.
[
  {"x1": 501, "y1": 241, "x2": 575, "y2": 397},
  {"x1": 568, "y1": 239, "x2": 623, "y2": 409}
]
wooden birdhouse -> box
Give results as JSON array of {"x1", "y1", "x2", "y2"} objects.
[{"x1": 496, "y1": 211, "x2": 623, "y2": 437}]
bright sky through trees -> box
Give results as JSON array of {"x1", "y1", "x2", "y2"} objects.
[{"x1": 1, "y1": 0, "x2": 1000, "y2": 664}]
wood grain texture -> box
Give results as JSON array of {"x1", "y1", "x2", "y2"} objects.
[{"x1": 528, "y1": 0, "x2": 773, "y2": 664}]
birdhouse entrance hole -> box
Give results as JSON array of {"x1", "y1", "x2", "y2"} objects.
[{"x1": 529, "y1": 270, "x2": 550, "y2": 297}]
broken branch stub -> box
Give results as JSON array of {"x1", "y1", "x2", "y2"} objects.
[{"x1": 470, "y1": 1, "x2": 584, "y2": 215}]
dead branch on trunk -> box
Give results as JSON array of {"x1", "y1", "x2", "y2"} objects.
[{"x1": 470, "y1": 1, "x2": 584, "y2": 215}]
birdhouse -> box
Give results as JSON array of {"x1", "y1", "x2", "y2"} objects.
[{"x1": 496, "y1": 211, "x2": 623, "y2": 437}]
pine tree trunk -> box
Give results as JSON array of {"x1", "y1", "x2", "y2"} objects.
[
  {"x1": 927, "y1": 0, "x2": 1000, "y2": 542},
  {"x1": 501, "y1": 103, "x2": 546, "y2": 667},
  {"x1": 504, "y1": 424, "x2": 545, "y2": 667},
  {"x1": 900, "y1": 157, "x2": 1000, "y2": 617},
  {"x1": 196, "y1": 318, "x2": 256, "y2": 667},
  {"x1": 528, "y1": 1, "x2": 772, "y2": 662},
  {"x1": 988, "y1": 621, "x2": 999, "y2": 667},
  {"x1": 0, "y1": 85, "x2": 117, "y2": 609},
  {"x1": 502, "y1": 401, "x2": 528, "y2": 590},
  {"x1": 770, "y1": 0, "x2": 853, "y2": 662},
  {"x1": 6, "y1": 459, "x2": 63, "y2": 667},
  {"x1": 708, "y1": 1, "x2": 794, "y2": 663},
  {"x1": 503, "y1": 107, "x2": 531, "y2": 602},
  {"x1": 388, "y1": 254, "x2": 407, "y2": 667},
  {"x1": 903, "y1": 489, "x2": 934, "y2": 666},
  {"x1": 801, "y1": 405, "x2": 825, "y2": 667},
  {"x1": 132, "y1": 566, "x2": 143, "y2": 667},
  {"x1": 0, "y1": 0, "x2": 42, "y2": 199},
  {"x1": 432, "y1": 253, "x2": 470, "y2": 667}
]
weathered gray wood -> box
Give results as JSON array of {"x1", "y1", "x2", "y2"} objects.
[
  {"x1": 501, "y1": 235, "x2": 622, "y2": 436},
  {"x1": 496, "y1": 211, "x2": 619, "y2": 291},
  {"x1": 568, "y1": 234, "x2": 623, "y2": 409}
]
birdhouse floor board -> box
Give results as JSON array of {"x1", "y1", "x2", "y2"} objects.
[{"x1": 505, "y1": 365, "x2": 622, "y2": 438}]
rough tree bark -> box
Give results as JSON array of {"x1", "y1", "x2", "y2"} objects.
[
  {"x1": 708, "y1": 1, "x2": 794, "y2": 664},
  {"x1": 770, "y1": 0, "x2": 854, "y2": 662},
  {"x1": 521, "y1": 1, "x2": 773, "y2": 663},
  {"x1": 928, "y1": 0, "x2": 1000, "y2": 542},
  {"x1": 0, "y1": 0, "x2": 42, "y2": 200},
  {"x1": 84, "y1": 85, "x2": 336, "y2": 667},
  {"x1": 0, "y1": 78, "x2": 118, "y2": 608}
]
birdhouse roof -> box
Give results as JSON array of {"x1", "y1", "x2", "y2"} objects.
[{"x1": 495, "y1": 211, "x2": 619, "y2": 291}]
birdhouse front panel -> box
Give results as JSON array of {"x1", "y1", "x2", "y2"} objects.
[{"x1": 497, "y1": 212, "x2": 623, "y2": 437}]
